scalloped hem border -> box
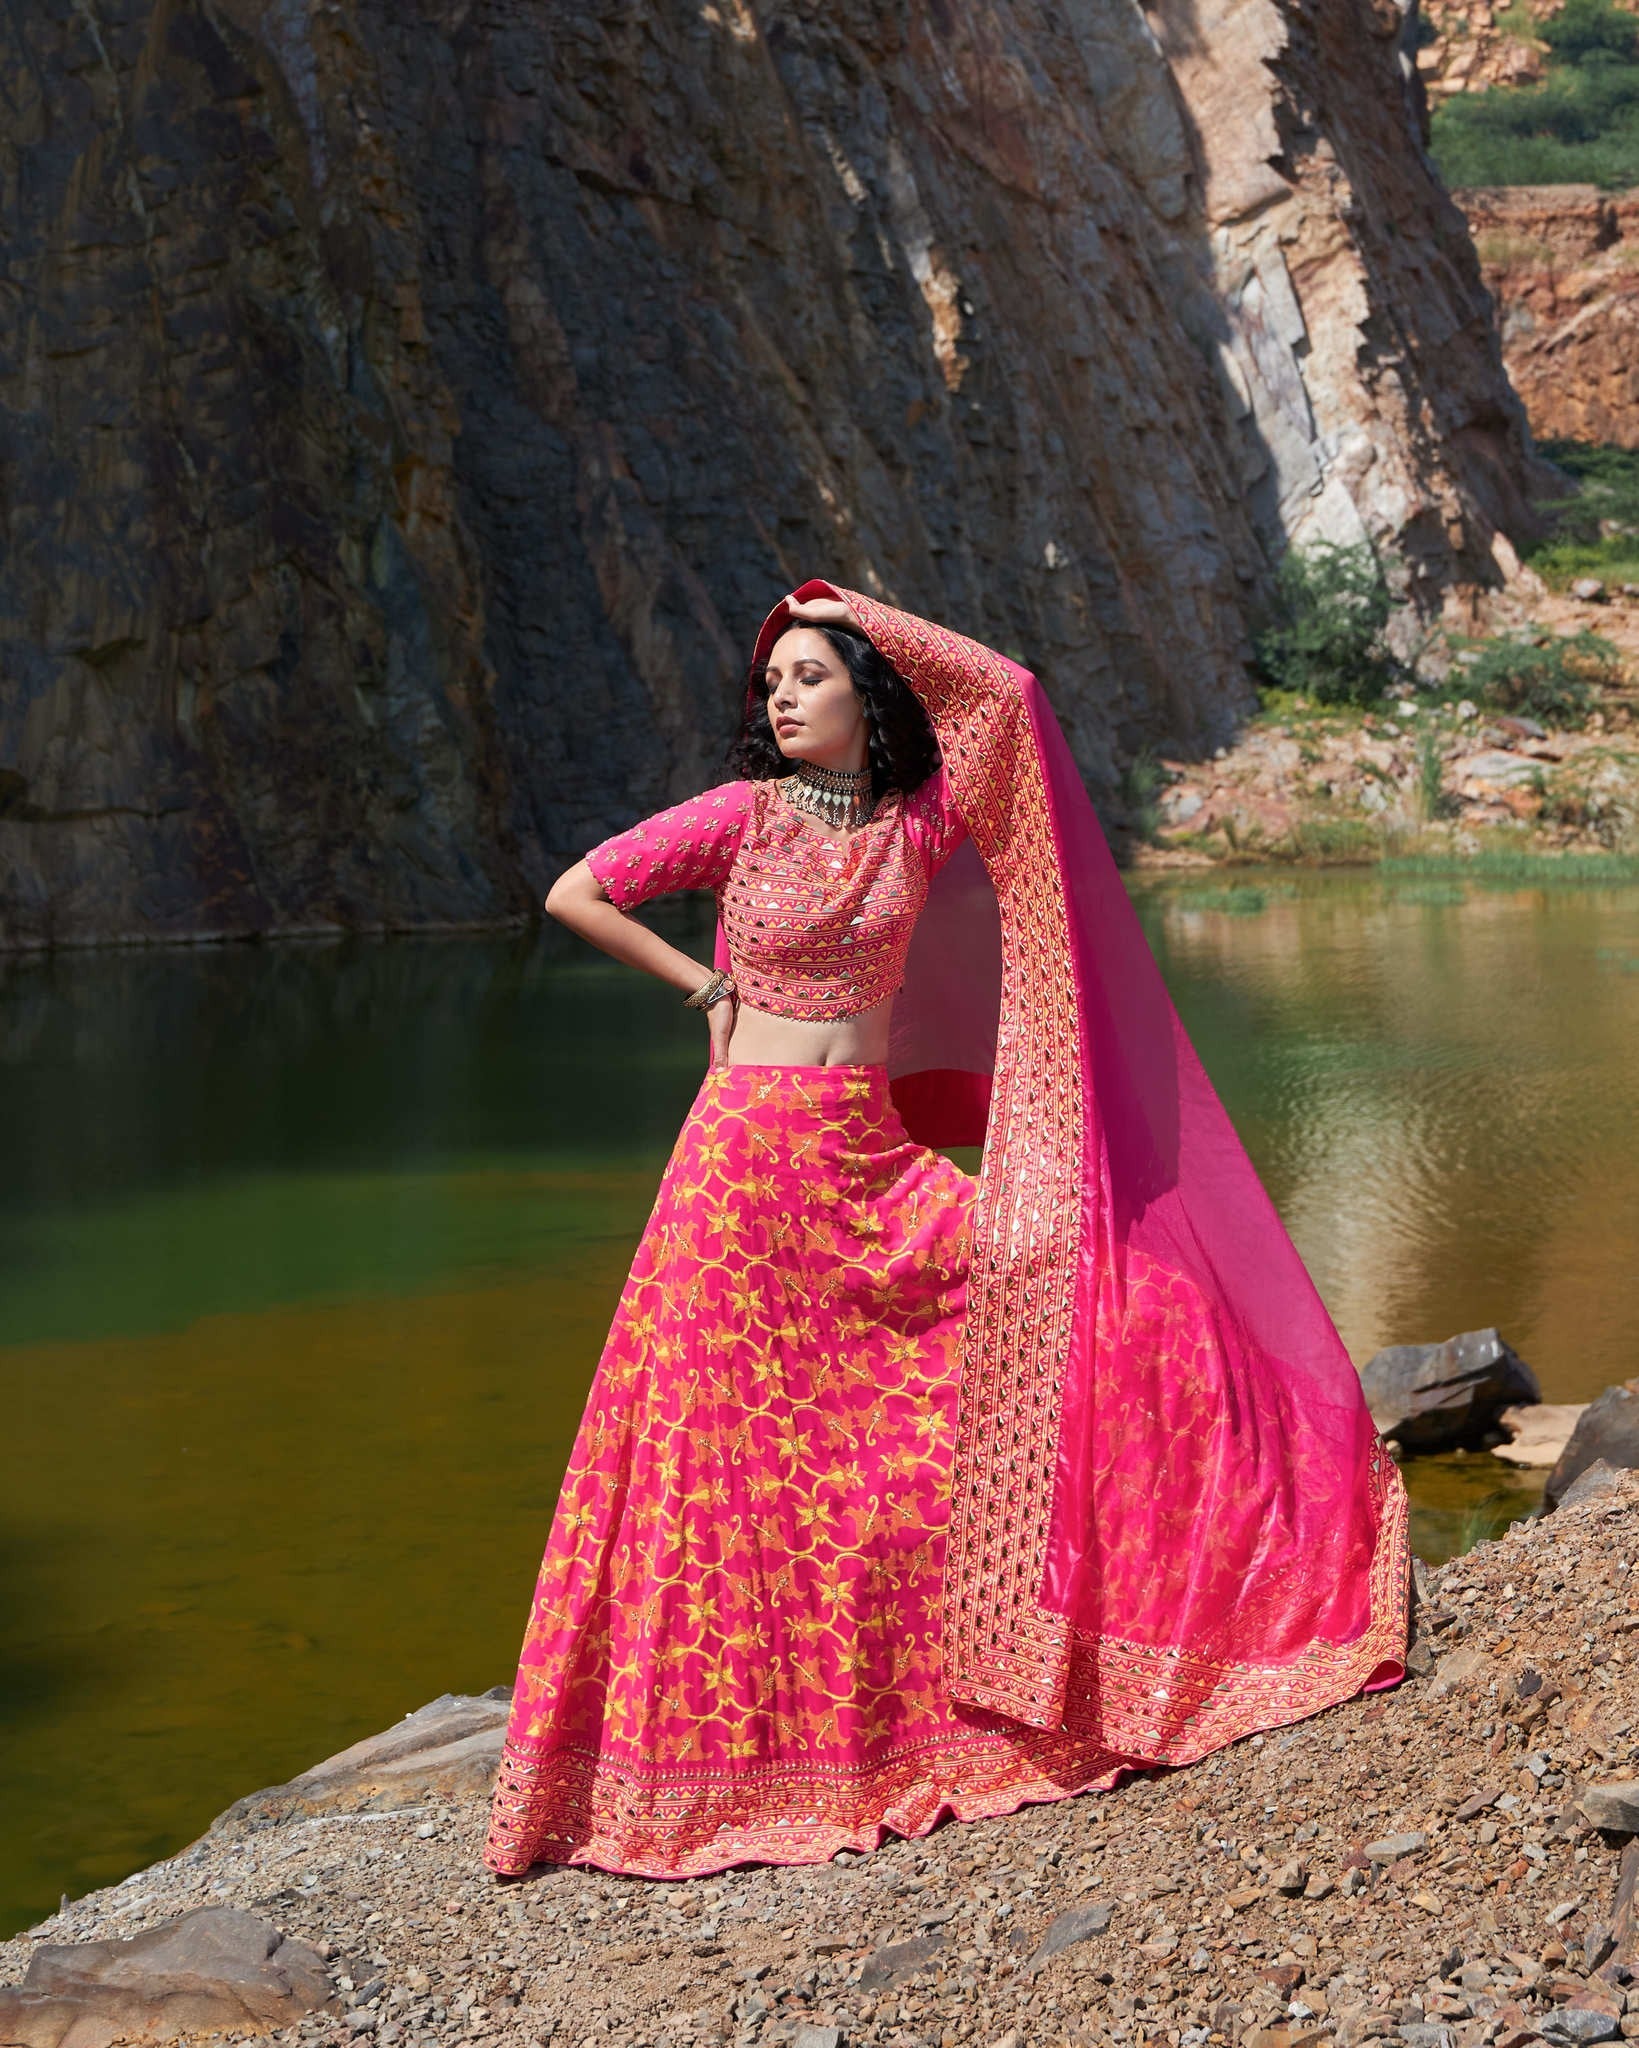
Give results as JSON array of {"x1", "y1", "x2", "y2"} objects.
[
  {"x1": 483, "y1": 1750, "x2": 1136, "y2": 1883},
  {"x1": 483, "y1": 1458, "x2": 1412, "y2": 1882}
]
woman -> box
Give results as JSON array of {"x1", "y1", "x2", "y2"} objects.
[{"x1": 482, "y1": 580, "x2": 1409, "y2": 1882}]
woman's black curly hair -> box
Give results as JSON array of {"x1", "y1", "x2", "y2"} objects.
[{"x1": 729, "y1": 624, "x2": 941, "y2": 802}]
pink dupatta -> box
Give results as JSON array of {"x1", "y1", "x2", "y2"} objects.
[{"x1": 748, "y1": 581, "x2": 1408, "y2": 1753}]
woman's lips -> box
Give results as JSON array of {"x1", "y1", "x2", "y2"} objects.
[{"x1": 774, "y1": 718, "x2": 802, "y2": 735}]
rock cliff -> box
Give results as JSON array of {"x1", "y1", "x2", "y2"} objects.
[
  {"x1": 1460, "y1": 187, "x2": 1639, "y2": 451},
  {"x1": 0, "y1": 0, "x2": 1541, "y2": 946}
]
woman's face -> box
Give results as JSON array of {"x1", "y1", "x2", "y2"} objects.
[{"x1": 762, "y1": 627, "x2": 868, "y2": 772}]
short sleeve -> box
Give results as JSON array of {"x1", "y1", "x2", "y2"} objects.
[
  {"x1": 901, "y1": 764, "x2": 968, "y2": 878},
  {"x1": 584, "y1": 780, "x2": 753, "y2": 911}
]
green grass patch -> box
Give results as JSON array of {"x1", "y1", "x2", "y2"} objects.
[
  {"x1": 1531, "y1": 538, "x2": 1639, "y2": 587},
  {"x1": 1382, "y1": 847, "x2": 1639, "y2": 883},
  {"x1": 1173, "y1": 885, "x2": 1273, "y2": 915},
  {"x1": 1282, "y1": 816, "x2": 1393, "y2": 864},
  {"x1": 1525, "y1": 440, "x2": 1639, "y2": 587}
]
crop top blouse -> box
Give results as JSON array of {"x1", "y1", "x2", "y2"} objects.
[{"x1": 583, "y1": 771, "x2": 969, "y2": 1022}]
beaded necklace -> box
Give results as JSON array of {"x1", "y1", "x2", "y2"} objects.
[{"x1": 777, "y1": 760, "x2": 875, "y2": 832}]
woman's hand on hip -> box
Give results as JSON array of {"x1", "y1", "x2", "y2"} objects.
[
  {"x1": 706, "y1": 996, "x2": 737, "y2": 1070},
  {"x1": 783, "y1": 592, "x2": 862, "y2": 634}
]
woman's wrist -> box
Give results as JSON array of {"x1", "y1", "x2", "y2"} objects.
[{"x1": 682, "y1": 968, "x2": 737, "y2": 1011}]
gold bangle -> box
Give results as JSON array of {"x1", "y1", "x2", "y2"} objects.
[{"x1": 683, "y1": 969, "x2": 728, "y2": 1010}]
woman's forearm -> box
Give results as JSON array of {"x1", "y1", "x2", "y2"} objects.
[{"x1": 545, "y1": 861, "x2": 717, "y2": 996}]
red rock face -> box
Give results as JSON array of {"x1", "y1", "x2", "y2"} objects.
[
  {"x1": 0, "y1": 0, "x2": 1537, "y2": 945},
  {"x1": 1457, "y1": 187, "x2": 1639, "y2": 452}
]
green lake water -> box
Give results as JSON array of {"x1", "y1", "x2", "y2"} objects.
[{"x1": 4, "y1": 869, "x2": 1639, "y2": 1936}]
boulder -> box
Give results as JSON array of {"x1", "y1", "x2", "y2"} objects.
[
  {"x1": 0, "y1": 1907, "x2": 333, "y2": 2048},
  {"x1": 1546, "y1": 1382, "x2": 1639, "y2": 1509},
  {"x1": 1451, "y1": 751, "x2": 1546, "y2": 789},
  {"x1": 1494, "y1": 1404, "x2": 1587, "y2": 1469},
  {"x1": 1559, "y1": 1461, "x2": 1632, "y2": 1511},
  {"x1": 1580, "y1": 1782, "x2": 1639, "y2": 1834},
  {"x1": 215, "y1": 1689, "x2": 511, "y2": 1829},
  {"x1": 1365, "y1": 1831, "x2": 1428, "y2": 1864},
  {"x1": 1359, "y1": 1329, "x2": 1541, "y2": 1453},
  {"x1": 1540, "y1": 2011, "x2": 1621, "y2": 2046}
]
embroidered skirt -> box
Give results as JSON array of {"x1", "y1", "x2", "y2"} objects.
[{"x1": 482, "y1": 1062, "x2": 1131, "y2": 1879}]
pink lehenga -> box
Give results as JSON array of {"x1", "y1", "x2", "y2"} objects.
[{"x1": 482, "y1": 583, "x2": 1410, "y2": 1880}]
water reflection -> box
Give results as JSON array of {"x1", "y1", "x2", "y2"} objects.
[
  {"x1": 0, "y1": 912, "x2": 718, "y2": 1937},
  {"x1": 3, "y1": 871, "x2": 1637, "y2": 1935},
  {"x1": 1133, "y1": 870, "x2": 1639, "y2": 1408}
]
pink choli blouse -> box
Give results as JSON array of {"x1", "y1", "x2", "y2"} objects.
[{"x1": 583, "y1": 772, "x2": 968, "y2": 1021}]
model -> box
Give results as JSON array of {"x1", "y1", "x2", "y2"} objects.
[{"x1": 482, "y1": 579, "x2": 1409, "y2": 1882}]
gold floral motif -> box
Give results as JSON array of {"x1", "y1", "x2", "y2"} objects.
[{"x1": 484, "y1": 1064, "x2": 1135, "y2": 1880}]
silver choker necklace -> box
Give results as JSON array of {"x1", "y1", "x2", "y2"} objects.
[{"x1": 779, "y1": 760, "x2": 875, "y2": 831}]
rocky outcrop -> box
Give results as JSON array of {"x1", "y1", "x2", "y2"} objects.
[
  {"x1": 1548, "y1": 1378, "x2": 1639, "y2": 1508},
  {"x1": 1358, "y1": 1326, "x2": 1541, "y2": 1452},
  {"x1": 1420, "y1": 1, "x2": 1639, "y2": 102},
  {"x1": 1458, "y1": 187, "x2": 1639, "y2": 453},
  {"x1": 214, "y1": 1690, "x2": 510, "y2": 1829},
  {"x1": 1495, "y1": 1402, "x2": 1589, "y2": 1470},
  {"x1": 0, "y1": 0, "x2": 1542, "y2": 947},
  {"x1": 0, "y1": 1909, "x2": 333, "y2": 2048},
  {"x1": 1417, "y1": 3, "x2": 1639, "y2": 453},
  {"x1": 1416, "y1": 0, "x2": 1558, "y2": 100},
  {"x1": 1140, "y1": 666, "x2": 1639, "y2": 865}
]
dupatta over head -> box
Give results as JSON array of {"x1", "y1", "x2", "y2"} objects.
[{"x1": 750, "y1": 580, "x2": 1409, "y2": 1752}]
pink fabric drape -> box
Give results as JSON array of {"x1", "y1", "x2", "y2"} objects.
[{"x1": 749, "y1": 581, "x2": 1408, "y2": 1753}]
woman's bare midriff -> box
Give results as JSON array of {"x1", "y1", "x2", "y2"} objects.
[{"x1": 726, "y1": 995, "x2": 893, "y2": 1069}]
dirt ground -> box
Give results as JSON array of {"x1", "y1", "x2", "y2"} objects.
[{"x1": 5, "y1": 1474, "x2": 1637, "y2": 2048}]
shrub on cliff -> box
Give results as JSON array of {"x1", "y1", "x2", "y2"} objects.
[
  {"x1": 1464, "y1": 626, "x2": 1625, "y2": 727},
  {"x1": 1542, "y1": 0, "x2": 1639, "y2": 65},
  {"x1": 1432, "y1": 0, "x2": 1639, "y2": 188},
  {"x1": 1252, "y1": 540, "x2": 1402, "y2": 708}
]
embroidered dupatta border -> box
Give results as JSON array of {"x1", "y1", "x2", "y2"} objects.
[
  {"x1": 1070, "y1": 1434, "x2": 1410, "y2": 1760},
  {"x1": 839, "y1": 587, "x2": 1082, "y2": 1728}
]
